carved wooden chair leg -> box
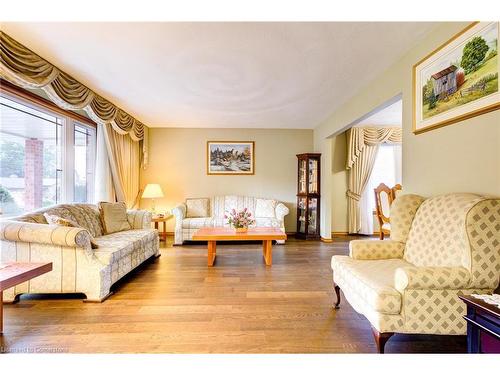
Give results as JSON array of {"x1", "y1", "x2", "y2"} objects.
[
  {"x1": 371, "y1": 326, "x2": 394, "y2": 353},
  {"x1": 333, "y1": 284, "x2": 341, "y2": 309}
]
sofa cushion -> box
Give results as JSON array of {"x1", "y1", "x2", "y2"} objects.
[
  {"x1": 44, "y1": 213, "x2": 99, "y2": 249},
  {"x1": 331, "y1": 256, "x2": 412, "y2": 314},
  {"x1": 186, "y1": 198, "x2": 210, "y2": 218},
  {"x1": 255, "y1": 198, "x2": 276, "y2": 218},
  {"x1": 98, "y1": 201, "x2": 132, "y2": 234},
  {"x1": 44, "y1": 204, "x2": 104, "y2": 237},
  {"x1": 93, "y1": 229, "x2": 157, "y2": 264}
]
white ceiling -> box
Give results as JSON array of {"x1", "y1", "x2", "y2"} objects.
[
  {"x1": 1, "y1": 22, "x2": 436, "y2": 129},
  {"x1": 354, "y1": 99, "x2": 403, "y2": 127}
]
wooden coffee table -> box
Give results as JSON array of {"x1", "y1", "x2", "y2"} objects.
[
  {"x1": 192, "y1": 227, "x2": 287, "y2": 266},
  {"x1": 0, "y1": 262, "x2": 52, "y2": 334}
]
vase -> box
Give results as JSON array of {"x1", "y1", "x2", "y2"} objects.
[{"x1": 235, "y1": 227, "x2": 248, "y2": 233}]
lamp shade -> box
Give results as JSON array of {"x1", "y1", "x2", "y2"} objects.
[{"x1": 142, "y1": 184, "x2": 164, "y2": 199}]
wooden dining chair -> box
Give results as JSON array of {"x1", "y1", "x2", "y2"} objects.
[
  {"x1": 391, "y1": 183, "x2": 402, "y2": 201},
  {"x1": 374, "y1": 183, "x2": 393, "y2": 240}
]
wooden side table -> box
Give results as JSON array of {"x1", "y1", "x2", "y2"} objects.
[
  {"x1": 152, "y1": 214, "x2": 172, "y2": 242},
  {"x1": 459, "y1": 294, "x2": 500, "y2": 353},
  {"x1": 1, "y1": 262, "x2": 53, "y2": 334}
]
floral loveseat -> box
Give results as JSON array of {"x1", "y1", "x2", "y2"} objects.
[
  {"x1": 172, "y1": 195, "x2": 289, "y2": 245},
  {"x1": 0, "y1": 204, "x2": 159, "y2": 302},
  {"x1": 331, "y1": 193, "x2": 500, "y2": 353}
]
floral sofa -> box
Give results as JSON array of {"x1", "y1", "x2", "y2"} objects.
[
  {"x1": 331, "y1": 193, "x2": 500, "y2": 353},
  {"x1": 172, "y1": 195, "x2": 289, "y2": 245},
  {"x1": 0, "y1": 204, "x2": 159, "y2": 302}
]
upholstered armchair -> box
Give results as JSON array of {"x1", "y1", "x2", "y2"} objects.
[{"x1": 331, "y1": 193, "x2": 500, "y2": 353}]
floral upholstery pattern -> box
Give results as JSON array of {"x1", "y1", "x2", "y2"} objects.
[
  {"x1": 173, "y1": 195, "x2": 289, "y2": 245},
  {"x1": 44, "y1": 204, "x2": 104, "y2": 238},
  {"x1": 331, "y1": 193, "x2": 500, "y2": 335},
  {"x1": 349, "y1": 240, "x2": 405, "y2": 260},
  {"x1": 0, "y1": 204, "x2": 159, "y2": 302}
]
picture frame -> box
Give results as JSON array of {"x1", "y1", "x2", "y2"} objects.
[
  {"x1": 413, "y1": 22, "x2": 500, "y2": 134},
  {"x1": 206, "y1": 141, "x2": 255, "y2": 175}
]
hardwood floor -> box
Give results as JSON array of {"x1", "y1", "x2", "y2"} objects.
[{"x1": 0, "y1": 237, "x2": 465, "y2": 354}]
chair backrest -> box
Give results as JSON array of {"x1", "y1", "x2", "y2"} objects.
[
  {"x1": 404, "y1": 193, "x2": 486, "y2": 268},
  {"x1": 374, "y1": 183, "x2": 393, "y2": 227},
  {"x1": 391, "y1": 184, "x2": 402, "y2": 200}
]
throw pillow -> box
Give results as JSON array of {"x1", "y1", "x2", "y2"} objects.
[
  {"x1": 98, "y1": 201, "x2": 132, "y2": 234},
  {"x1": 255, "y1": 198, "x2": 277, "y2": 218},
  {"x1": 44, "y1": 213, "x2": 99, "y2": 249},
  {"x1": 186, "y1": 198, "x2": 210, "y2": 218}
]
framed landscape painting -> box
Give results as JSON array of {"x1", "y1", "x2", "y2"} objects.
[
  {"x1": 207, "y1": 141, "x2": 255, "y2": 175},
  {"x1": 413, "y1": 22, "x2": 500, "y2": 134}
]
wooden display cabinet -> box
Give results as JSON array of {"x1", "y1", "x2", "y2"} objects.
[{"x1": 295, "y1": 153, "x2": 321, "y2": 240}]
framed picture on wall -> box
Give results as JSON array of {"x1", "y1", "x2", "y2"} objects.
[
  {"x1": 413, "y1": 21, "x2": 500, "y2": 134},
  {"x1": 207, "y1": 141, "x2": 255, "y2": 175}
]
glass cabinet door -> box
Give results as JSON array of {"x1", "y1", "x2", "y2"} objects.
[
  {"x1": 308, "y1": 198, "x2": 318, "y2": 234},
  {"x1": 297, "y1": 197, "x2": 307, "y2": 233},
  {"x1": 308, "y1": 158, "x2": 318, "y2": 194},
  {"x1": 298, "y1": 159, "x2": 307, "y2": 194}
]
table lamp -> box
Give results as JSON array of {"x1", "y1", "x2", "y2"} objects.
[{"x1": 142, "y1": 184, "x2": 164, "y2": 215}]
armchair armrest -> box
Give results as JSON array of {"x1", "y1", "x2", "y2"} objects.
[
  {"x1": 0, "y1": 220, "x2": 92, "y2": 249},
  {"x1": 275, "y1": 203, "x2": 289, "y2": 221},
  {"x1": 127, "y1": 209, "x2": 152, "y2": 229},
  {"x1": 349, "y1": 240, "x2": 404, "y2": 260},
  {"x1": 395, "y1": 266, "x2": 471, "y2": 291},
  {"x1": 172, "y1": 203, "x2": 186, "y2": 227}
]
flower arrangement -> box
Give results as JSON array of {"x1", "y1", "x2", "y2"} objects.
[{"x1": 225, "y1": 208, "x2": 255, "y2": 232}]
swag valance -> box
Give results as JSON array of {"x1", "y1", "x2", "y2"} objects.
[
  {"x1": 0, "y1": 31, "x2": 147, "y2": 143},
  {"x1": 346, "y1": 127, "x2": 402, "y2": 170}
]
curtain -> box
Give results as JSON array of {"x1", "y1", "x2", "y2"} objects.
[
  {"x1": 347, "y1": 142, "x2": 379, "y2": 233},
  {"x1": 359, "y1": 145, "x2": 402, "y2": 235},
  {"x1": 346, "y1": 127, "x2": 402, "y2": 234},
  {"x1": 1, "y1": 31, "x2": 147, "y2": 205},
  {"x1": 393, "y1": 144, "x2": 402, "y2": 184},
  {"x1": 103, "y1": 123, "x2": 140, "y2": 208},
  {"x1": 94, "y1": 123, "x2": 115, "y2": 203}
]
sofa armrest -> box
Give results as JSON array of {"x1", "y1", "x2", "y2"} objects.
[
  {"x1": 0, "y1": 220, "x2": 92, "y2": 249},
  {"x1": 395, "y1": 266, "x2": 471, "y2": 291},
  {"x1": 275, "y1": 203, "x2": 289, "y2": 222},
  {"x1": 349, "y1": 240, "x2": 405, "y2": 260},
  {"x1": 127, "y1": 209, "x2": 152, "y2": 229},
  {"x1": 172, "y1": 203, "x2": 186, "y2": 227}
]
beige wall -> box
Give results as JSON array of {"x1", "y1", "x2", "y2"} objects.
[
  {"x1": 314, "y1": 22, "x2": 500, "y2": 237},
  {"x1": 330, "y1": 132, "x2": 348, "y2": 233},
  {"x1": 141, "y1": 128, "x2": 313, "y2": 232}
]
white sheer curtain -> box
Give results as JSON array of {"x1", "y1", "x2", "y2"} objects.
[{"x1": 359, "y1": 144, "x2": 402, "y2": 235}]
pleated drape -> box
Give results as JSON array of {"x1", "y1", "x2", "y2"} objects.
[
  {"x1": 346, "y1": 127, "x2": 402, "y2": 233},
  {"x1": 103, "y1": 123, "x2": 140, "y2": 208},
  {"x1": 1, "y1": 31, "x2": 149, "y2": 206}
]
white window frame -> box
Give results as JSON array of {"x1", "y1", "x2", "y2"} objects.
[{"x1": 0, "y1": 90, "x2": 96, "y2": 207}]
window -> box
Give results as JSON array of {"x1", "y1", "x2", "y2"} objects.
[
  {"x1": 0, "y1": 88, "x2": 96, "y2": 217},
  {"x1": 74, "y1": 123, "x2": 96, "y2": 203},
  {"x1": 359, "y1": 144, "x2": 402, "y2": 235}
]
